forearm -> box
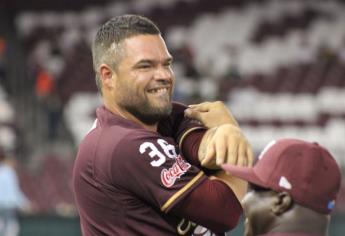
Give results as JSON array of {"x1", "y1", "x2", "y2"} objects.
[
  {"x1": 210, "y1": 170, "x2": 248, "y2": 202},
  {"x1": 198, "y1": 126, "x2": 218, "y2": 164},
  {"x1": 171, "y1": 178, "x2": 243, "y2": 233},
  {"x1": 180, "y1": 128, "x2": 205, "y2": 167},
  {"x1": 198, "y1": 126, "x2": 249, "y2": 201}
]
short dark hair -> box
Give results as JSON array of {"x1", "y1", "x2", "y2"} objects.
[{"x1": 92, "y1": 14, "x2": 161, "y2": 93}]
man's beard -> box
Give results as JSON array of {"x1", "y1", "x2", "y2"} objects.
[{"x1": 122, "y1": 99, "x2": 172, "y2": 125}]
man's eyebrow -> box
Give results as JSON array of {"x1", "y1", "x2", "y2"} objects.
[
  {"x1": 134, "y1": 57, "x2": 173, "y2": 66},
  {"x1": 135, "y1": 59, "x2": 154, "y2": 65}
]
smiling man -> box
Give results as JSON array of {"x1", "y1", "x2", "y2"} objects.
[
  {"x1": 72, "y1": 15, "x2": 253, "y2": 236},
  {"x1": 101, "y1": 33, "x2": 174, "y2": 128}
]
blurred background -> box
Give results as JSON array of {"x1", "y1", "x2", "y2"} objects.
[{"x1": 0, "y1": 0, "x2": 345, "y2": 235}]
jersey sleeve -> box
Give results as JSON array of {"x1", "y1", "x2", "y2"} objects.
[
  {"x1": 158, "y1": 102, "x2": 206, "y2": 146},
  {"x1": 110, "y1": 130, "x2": 207, "y2": 213}
]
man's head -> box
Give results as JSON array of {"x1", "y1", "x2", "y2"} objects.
[
  {"x1": 222, "y1": 138, "x2": 341, "y2": 235},
  {"x1": 93, "y1": 15, "x2": 174, "y2": 125},
  {"x1": 92, "y1": 14, "x2": 161, "y2": 92}
]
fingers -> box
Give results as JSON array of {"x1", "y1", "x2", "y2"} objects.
[
  {"x1": 237, "y1": 141, "x2": 247, "y2": 167},
  {"x1": 185, "y1": 101, "x2": 238, "y2": 128},
  {"x1": 226, "y1": 137, "x2": 239, "y2": 166},
  {"x1": 199, "y1": 122, "x2": 253, "y2": 169},
  {"x1": 184, "y1": 108, "x2": 203, "y2": 121},
  {"x1": 201, "y1": 143, "x2": 215, "y2": 166},
  {"x1": 247, "y1": 146, "x2": 254, "y2": 167},
  {"x1": 202, "y1": 143, "x2": 252, "y2": 168},
  {"x1": 184, "y1": 102, "x2": 210, "y2": 120},
  {"x1": 188, "y1": 102, "x2": 212, "y2": 112},
  {"x1": 209, "y1": 126, "x2": 253, "y2": 167},
  {"x1": 215, "y1": 136, "x2": 226, "y2": 165}
]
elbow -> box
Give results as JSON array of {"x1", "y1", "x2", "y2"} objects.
[
  {"x1": 208, "y1": 206, "x2": 242, "y2": 232},
  {"x1": 225, "y1": 207, "x2": 242, "y2": 231}
]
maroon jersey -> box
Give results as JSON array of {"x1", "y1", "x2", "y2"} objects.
[{"x1": 73, "y1": 102, "x2": 222, "y2": 235}]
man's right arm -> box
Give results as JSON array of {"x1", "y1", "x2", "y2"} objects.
[{"x1": 170, "y1": 176, "x2": 243, "y2": 233}]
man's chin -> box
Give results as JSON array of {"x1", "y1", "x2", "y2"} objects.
[
  {"x1": 151, "y1": 99, "x2": 172, "y2": 110},
  {"x1": 139, "y1": 113, "x2": 169, "y2": 125},
  {"x1": 152, "y1": 97, "x2": 170, "y2": 105},
  {"x1": 128, "y1": 104, "x2": 172, "y2": 125},
  {"x1": 149, "y1": 104, "x2": 172, "y2": 122}
]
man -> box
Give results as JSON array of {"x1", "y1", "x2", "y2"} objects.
[
  {"x1": 222, "y1": 138, "x2": 341, "y2": 236},
  {"x1": 73, "y1": 15, "x2": 253, "y2": 235}
]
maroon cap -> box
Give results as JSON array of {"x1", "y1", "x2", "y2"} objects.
[{"x1": 222, "y1": 138, "x2": 341, "y2": 214}]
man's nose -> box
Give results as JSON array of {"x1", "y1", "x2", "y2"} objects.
[{"x1": 153, "y1": 66, "x2": 172, "y2": 81}]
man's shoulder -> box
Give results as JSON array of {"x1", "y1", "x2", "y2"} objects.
[
  {"x1": 171, "y1": 101, "x2": 187, "y2": 113},
  {"x1": 159, "y1": 102, "x2": 187, "y2": 126},
  {"x1": 82, "y1": 122, "x2": 162, "y2": 152}
]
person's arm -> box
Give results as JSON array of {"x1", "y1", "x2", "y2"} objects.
[
  {"x1": 200, "y1": 126, "x2": 249, "y2": 201},
  {"x1": 181, "y1": 125, "x2": 249, "y2": 202},
  {"x1": 184, "y1": 101, "x2": 253, "y2": 169},
  {"x1": 198, "y1": 124, "x2": 252, "y2": 168},
  {"x1": 170, "y1": 177, "x2": 243, "y2": 232},
  {"x1": 185, "y1": 101, "x2": 239, "y2": 128},
  {"x1": 183, "y1": 101, "x2": 253, "y2": 201}
]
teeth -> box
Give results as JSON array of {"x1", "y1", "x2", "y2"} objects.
[{"x1": 150, "y1": 88, "x2": 168, "y2": 93}]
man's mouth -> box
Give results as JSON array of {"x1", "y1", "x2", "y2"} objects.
[{"x1": 147, "y1": 87, "x2": 169, "y2": 95}]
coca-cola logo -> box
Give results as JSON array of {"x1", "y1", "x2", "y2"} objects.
[{"x1": 161, "y1": 156, "x2": 191, "y2": 187}]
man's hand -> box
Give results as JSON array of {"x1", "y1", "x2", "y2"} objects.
[
  {"x1": 185, "y1": 101, "x2": 239, "y2": 128},
  {"x1": 185, "y1": 101, "x2": 253, "y2": 169},
  {"x1": 199, "y1": 124, "x2": 253, "y2": 169}
]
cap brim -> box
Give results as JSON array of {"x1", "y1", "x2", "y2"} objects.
[{"x1": 221, "y1": 164, "x2": 267, "y2": 188}]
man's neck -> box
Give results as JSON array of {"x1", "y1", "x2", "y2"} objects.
[{"x1": 104, "y1": 102, "x2": 158, "y2": 132}]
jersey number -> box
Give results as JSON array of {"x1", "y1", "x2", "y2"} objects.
[{"x1": 139, "y1": 139, "x2": 177, "y2": 167}]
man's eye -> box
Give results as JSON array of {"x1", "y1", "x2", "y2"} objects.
[{"x1": 138, "y1": 64, "x2": 151, "y2": 69}]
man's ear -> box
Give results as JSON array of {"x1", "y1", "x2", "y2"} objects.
[
  {"x1": 100, "y1": 63, "x2": 116, "y2": 89},
  {"x1": 271, "y1": 191, "x2": 293, "y2": 215}
]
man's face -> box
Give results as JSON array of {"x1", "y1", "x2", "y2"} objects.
[
  {"x1": 241, "y1": 186, "x2": 276, "y2": 236},
  {"x1": 112, "y1": 34, "x2": 175, "y2": 125}
]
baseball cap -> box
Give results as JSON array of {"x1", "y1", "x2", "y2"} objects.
[{"x1": 222, "y1": 138, "x2": 341, "y2": 214}]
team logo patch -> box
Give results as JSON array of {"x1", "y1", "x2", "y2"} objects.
[{"x1": 161, "y1": 155, "x2": 191, "y2": 187}]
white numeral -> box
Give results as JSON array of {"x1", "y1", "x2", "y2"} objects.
[
  {"x1": 139, "y1": 142, "x2": 166, "y2": 167},
  {"x1": 157, "y1": 139, "x2": 177, "y2": 159}
]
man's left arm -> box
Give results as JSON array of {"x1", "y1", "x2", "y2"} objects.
[
  {"x1": 182, "y1": 101, "x2": 253, "y2": 169},
  {"x1": 181, "y1": 101, "x2": 253, "y2": 202}
]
